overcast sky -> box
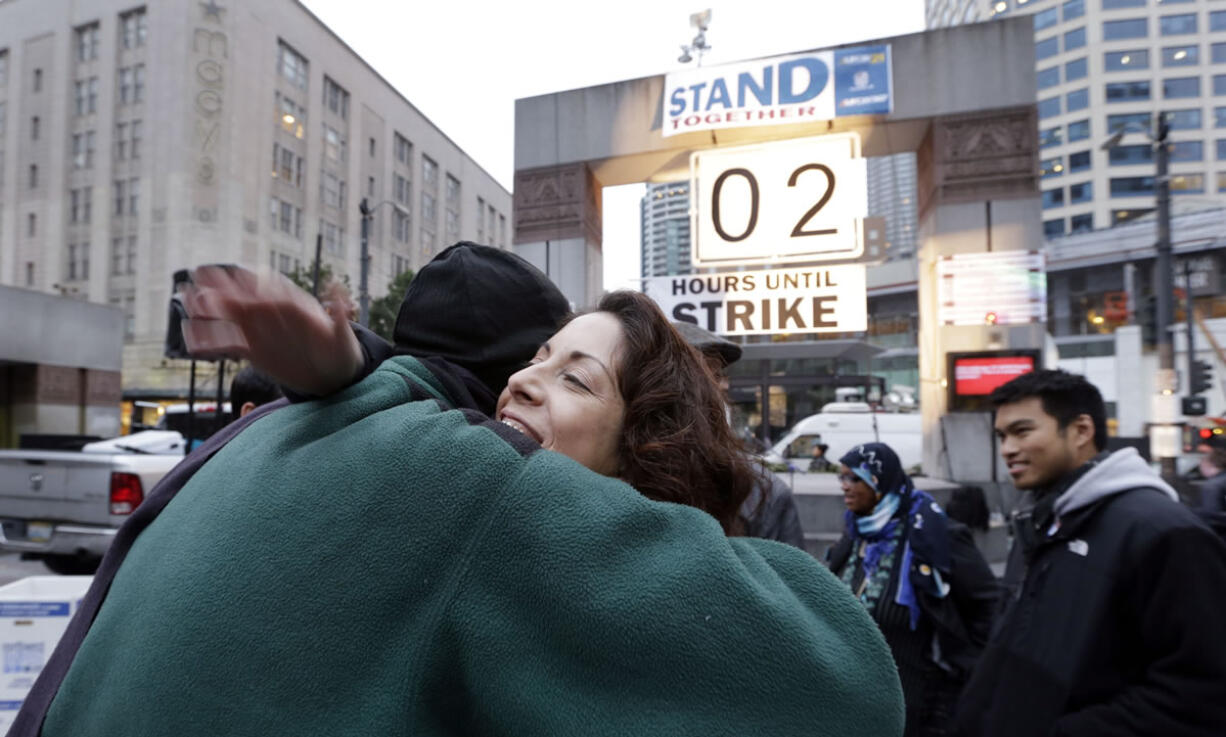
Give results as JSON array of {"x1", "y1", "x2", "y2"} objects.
[{"x1": 299, "y1": 0, "x2": 927, "y2": 291}]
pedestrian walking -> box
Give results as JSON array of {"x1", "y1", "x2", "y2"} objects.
[
  {"x1": 954, "y1": 369, "x2": 1226, "y2": 736},
  {"x1": 828, "y1": 442, "x2": 998, "y2": 737}
]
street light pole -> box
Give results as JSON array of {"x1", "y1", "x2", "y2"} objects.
[
  {"x1": 359, "y1": 197, "x2": 372, "y2": 327},
  {"x1": 1153, "y1": 113, "x2": 1178, "y2": 480}
]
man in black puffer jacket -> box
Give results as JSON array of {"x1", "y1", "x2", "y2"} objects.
[{"x1": 954, "y1": 370, "x2": 1226, "y2": 737}]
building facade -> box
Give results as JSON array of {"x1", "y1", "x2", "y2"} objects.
[
  {"x1": 639, "y1": 181, "x2": 691, "y2": 278},
  {"x1": 928, "y1": 0, "x2": 1226, "y2": 236},
  {"x1": 0, "y1": 0, "x2": 511, "y2": 399}
]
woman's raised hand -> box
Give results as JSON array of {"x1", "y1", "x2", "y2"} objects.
[{"x1": 181, "y1": 265, "x2": 364, "y2": 397}]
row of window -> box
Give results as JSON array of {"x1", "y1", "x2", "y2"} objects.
[
  {"x1": 269, "y1": 197, "x2": 304, "y2": 238},
  {"x1": 1043, "y1": 213, "x2": 1095, "y2": 239},
  {"x1": 1043, "y1": 43, "x2": 1226, "y2": 91},
  {"x1": 1037, "y1": 11, "x2": 1226, "y2": 62},
  {"x1": 72, "y1": 10, "x2": 146, "y2": 64},
  {"x1": 1045, "y1": 172, "x2": 1216, "y2": 208},
  {"x1": 67, "y1": 121, "x2": 143, "y2": 169},
  {"x1": 1040, "y1": 75, "x2": 1226, "y2": 119}
]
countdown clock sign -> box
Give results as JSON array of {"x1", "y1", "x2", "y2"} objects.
[{"x1": 689, "y1": 133, "x2": 868, "y2": 267}]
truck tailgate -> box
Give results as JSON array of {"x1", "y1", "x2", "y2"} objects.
[{"x1": 0, "y1": 451, "x2": 115, "y2": 530}]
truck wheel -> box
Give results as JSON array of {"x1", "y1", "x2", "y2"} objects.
[{"x1": 42, "y1": 554, "x2": 101, "y2": 576}]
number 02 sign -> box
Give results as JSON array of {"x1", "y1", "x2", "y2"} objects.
[{"x1": 689, "y1": 133, "x2": 868, "y2": 267}]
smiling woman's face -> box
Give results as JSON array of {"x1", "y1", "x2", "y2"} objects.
[{"x1": 495, "y1": 312, "x2": 626, "y2": 476}]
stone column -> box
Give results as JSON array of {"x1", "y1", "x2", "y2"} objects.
[
  {"x1": 512, "y1": 163, "x2": 602, "y2": 308},
  {"x1": 915, "y1": 106, "x2": 1046, "y2": 483}
]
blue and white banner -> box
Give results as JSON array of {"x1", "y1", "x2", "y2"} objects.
[{"x1": 662, "y1": 44, "x2": 892, "y2": 138}]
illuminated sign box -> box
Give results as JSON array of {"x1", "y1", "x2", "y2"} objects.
[{"x1": 947, "y1": 350, "x2": 1039, "y2": 412}]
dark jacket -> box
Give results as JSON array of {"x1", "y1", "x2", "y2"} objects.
[
  {"x1": 827, "y1": 502, "x2": 998, "y2": 679},
  {"x1": 1199, "y1": 469, "x2": 1226, "y2": 512},
  {"x1": 954, "y1": 448, "x2": 1226, "y2": 737},
  {"x1": 740, "y1": 468, "x2": 806, "y2": 549}
]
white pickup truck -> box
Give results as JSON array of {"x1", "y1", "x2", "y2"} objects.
[{"x1": 0, "y1": 431, "x2": 187, "y2": 574}]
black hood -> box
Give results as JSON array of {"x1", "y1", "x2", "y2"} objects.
[{"x1": 393, "y1": 242, "x2": 571, "y2": 396}]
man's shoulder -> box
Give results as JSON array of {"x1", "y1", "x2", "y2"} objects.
[{"x1": 1089, "y1": 485, "x2": 1212, "y2": 543}]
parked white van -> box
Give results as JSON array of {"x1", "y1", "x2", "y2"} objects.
[{"x1": 763, "y1": 403, "x2": 923, "y2": 472}]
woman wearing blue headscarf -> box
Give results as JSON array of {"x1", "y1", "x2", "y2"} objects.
[{"x1": 827, "y1": 442, "x2": 997, "y2": 737}]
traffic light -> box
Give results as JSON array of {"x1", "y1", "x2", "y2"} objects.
[
  {"x1": 1190, "y1": 359, "x2": 1214, "y2": 395},
  {"x1": 1138, "y1": 294, "x2": 1157, "y2": 346}
]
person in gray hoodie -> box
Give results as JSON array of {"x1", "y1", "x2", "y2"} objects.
[{"x1": 953, "y1": 369, "x2": 1226, "y2": 737}]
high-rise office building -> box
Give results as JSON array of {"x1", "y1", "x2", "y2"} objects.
[
  {"x1": 0, "y1": 0, "x2": 510, "y2": 397},
  {"x1": 867, "y1": 153, "x2": 919, "y2": 261},
  {"x1": 640, "y1": 181, "x2": 692, "y2": 278},
  {"x1": 927, "y1": 0, "x2": 1226, "y2": 237}
]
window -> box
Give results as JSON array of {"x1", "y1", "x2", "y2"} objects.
[
  {"x1": 323, "y1": 124, "x2": 346, "y2": 162},
  {"x1": 1066, "y1": 57, "x2": 1088, "y2": 82},
  {"x1": 1216, "y1": 139, "x2": 1226, "y2": 159},
  {"x1": 1109, "y1": 143, "x2": 1153, "y2": 164},
  {"x1": 1160, "y1": 13, "x2": 1197, "y2": 35},
  {"x1": 394, "y1": 133, "x2": 412, "y2": 164},
  {"x1": 1039, "y1": 96, "x2": 1061, "y2": 118},
  {"x1": 130, "y1": 120, "x2": 142, "y2": 159},
  {"x1": 1038, "y1": 66, "x2": 1061, "y2": 89},
  {"x1": 1216, "y1": 107, "x2": 1226, "y2": 128},
  {"x1": 445, "y1": 210, "x2": 459, "y2": 241},
  {"x1": 1106, "y1": 80, "x2": 1151, "y2": 102},
  {"x1": 1171, "y1": 140, "x2": 1204, "y2": 161},
  {"x1": 76, "y1": 23, "x2": 99, "y2": 62},
  {"x1": 321, "y1": 219, "x2": 344, "y2": 255},
  {"x1": 125, "y1": 236, "x2": 136, "y2": 274},
  {"x1": 70, "y1": 188, "x2": 94, "y2": 223},
  {"x1": 1103, "y1": 19, "x2": 1148, "y2": 40},
  {"x1": 1105, "y1": 49, "x2": 1149, "y2": 71},
  {"x1": 323, "y1": 76, "x2": 349, "y2": 119},
  {"x1": 1164, "y1": 76, "x2": 1200, "y2": 98},
  {"x1": 393, "y1": 255, "x2": 410, "y2": 276},
  {"x1": 321, "y1": 170, "x2": 344, "y2": 208},
  {"x1": 72, "y1": 131, "x2": 96, "y2": 169},
  {"x1": 1165, "y1": 108, "x2": 1202, "y2": 129},
  {"x1": 1041, "y1": 126, "x2": 1065, "y2": 148},
  {"x1": 27, "y1": 214, "x2": 36, "y2": 237},
  {"x1": 0, "y1": 102, "x2": 6, "y2": 137},
  {"x1": 1213, "y1": 43, "x2": 1226, "y2": 64},
  {"x1": 1064, "y1": 0, "x2": 1085, "y2": 21},
  {"x1": 1068, "y1": 119, "x2": 1091, "y2": 141},
  {"x1": 1067, "y1": 88, "x2": 1090, "y2": 112},
  {"x1": 1070, "y1": 181, "x2": 1093, "y2": 203},
  {"x1": 128, "y1": 178, "x2": 140, "y2": 215},
  {"x1": 1108, "y1": 111, "x2": 1152, "y2": 132},
  {"x1": 1041, "y1": 156, "x2": 1065, "y2": 178},
  {"x1": 277, "y1": 41, "x2": 309, "y2": 90},
  {"x1": 28, "y1": 164, "x2": 37, "y2": 189},
  {"x1": 1043, "y1": 188, "x2": 1065, "y2": 209},
  {"x1": 394, "y1": 174, "x2": 411, "y2": 207},
  {"x1": 276, "y1": 92, "x2": 306, "y2": 138},
  {"x1": 1036, "y1": 37, "x2": 1060, "y2": 61},
  {"x1": 394, "y1": 211, "x2": 410, "y2": 243},
  {"x1": 369, "y1": 137, "x2": 375, "y2": 157},
  {"x1": 64, "y1": 244, "x2": 74, "y2": 280},
  {"x1": 445, "y1": 175, "x2": 460, "y2": 206},
  {"x1": 73, "y1": 79, "x2": 99, "y2": 115},
  {"x1": 421, "y1": 191, "x2": 436, "y2": 223},
  {"x1": 119, "y1": 66, "x2": 139, "y2": 104},
  {"x1": 114, "y1": 180, "x2": 126, "y2": 215},
  {"x1": 1110, "y1": 176, "x2": 1155, "y2": 196},
  {"x1": 0, "y1": 50, "x2": 7, "y2": 86},
  {"x1": 121, "y1": 9, "x2": 147, "y2": 49},
  {"x1": 1215, "y1": 75, "x2": 1226, "y2": 96},
  {"x1": 367, "y1": 176, "x2": 376, "y2": 197},
  {"x1": 1044, "y1": 219, "x2": 1065, "y2": 238},
  {"x1": 31, "y1": 115, "x2": 39, "y2": 140},
  {"x1": 1102, "y1": 0, "x2": 1145, "y2": 7},
  {"x1": 422, "y1": 156, "x2": 438, "y2": 187},
  {"x1": 476, "y1": 196, "x2": 486, "y2": 241},
  {"x1": 1212, "y1": 10, "x2": 1226, "y2": 31},
  {"x1": 111, "y1": 237, "x2": 123, "y2": 276},
  {"x1": 1070, "y1": 150, "x2": 1092, "y2": 171},
  {"x1": 33, "y1": 68, "x2": 42, "y2": 92},
  {"x1": 1035, "y1": 7, "x2": 1059, "y2": 30},
  {"x1": 1171, "y1": 173, "x2": 1204, "y2": 193},
  {"x1": 1065, "y1": 27, "x2": 1087, "y2": 51},
  {"x1": 133, "y1": 64, "x2": 145, "y2": 103},
  {"x1": 1071, "y1": 213, "x2": 1093, "y2": 233},
  {"x1": 1162, "y1": 44, "x2": 1199, "y2": 66}
]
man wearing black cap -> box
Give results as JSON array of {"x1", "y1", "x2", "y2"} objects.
[{"x1": 673, "y1": 321, "x2": 806, "y2": 549}]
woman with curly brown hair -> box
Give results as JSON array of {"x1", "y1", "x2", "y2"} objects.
[{"x1": 495, "y1": 289, "x2": 754, "y2": 533}]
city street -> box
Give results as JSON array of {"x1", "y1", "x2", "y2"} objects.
[{"x1": 0, "y1": 554, "x2": 55, "y2": 587}]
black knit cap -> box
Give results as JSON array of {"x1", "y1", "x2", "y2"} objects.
[{"x1": 393, "y1": 242, "x2": 571, "y2": 394}]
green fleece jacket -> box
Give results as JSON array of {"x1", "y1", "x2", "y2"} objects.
[{"x1": 43, "y1": 357, "x2": 902, "y2": 736}]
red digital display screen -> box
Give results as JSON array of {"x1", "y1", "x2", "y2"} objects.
[{"x1": 953, "y1": 355, "x2": 1036, "y2": 396}]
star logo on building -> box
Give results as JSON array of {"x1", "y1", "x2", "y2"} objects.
[{"x1": 200, "y1": 0, "x2": 225, "y2": 21}]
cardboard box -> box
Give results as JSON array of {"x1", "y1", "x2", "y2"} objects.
[{"x1": 0, "y1": 577, "x2": 92, "y2": 733}]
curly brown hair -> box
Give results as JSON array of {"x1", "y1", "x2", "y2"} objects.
[{"x1": 589, "y1": 290, "x2": 756, "y2": 534}]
